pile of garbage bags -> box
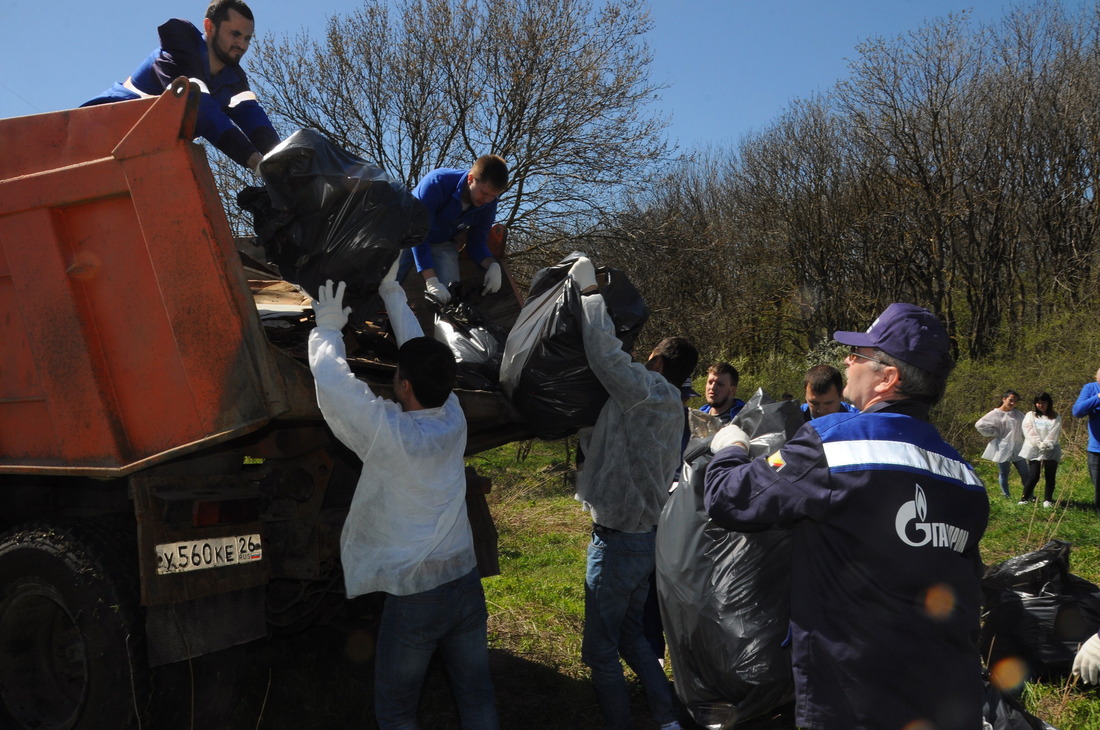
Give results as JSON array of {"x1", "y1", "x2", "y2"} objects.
[
  {"x1": 238, "y1": 129, "x2": 429, "y2": 311},
  {"x1": 981, "y1": 539, "x2": 1100, "y2": 679}
]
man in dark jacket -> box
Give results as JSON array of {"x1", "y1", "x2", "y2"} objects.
[
  {"x1": 703, "y1": 303, "x2": 990, "y2": 730},
  {"x1": 83, "y1": 0, "x2": 279, "y2": 172}
]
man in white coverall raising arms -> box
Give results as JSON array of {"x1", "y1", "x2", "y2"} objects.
[{"x1": 308, "y1": 264, "x2": 498, "y2": 729}]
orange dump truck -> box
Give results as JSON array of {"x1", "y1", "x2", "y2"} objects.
[{"x1": 0, "y1": 79, "x2": 527, "y2": 729}]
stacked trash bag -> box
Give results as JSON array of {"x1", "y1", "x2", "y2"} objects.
[
  {"x1": 238, "y1": 139, "x2": 1073, "y2": 729},
  {"x1": 656, "y1": 391, "x2": 803, "y2": 728}
]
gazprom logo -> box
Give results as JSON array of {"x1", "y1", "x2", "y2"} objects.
[{"x1": 895, "y1": 485, "x2": 969, "y2": 553}]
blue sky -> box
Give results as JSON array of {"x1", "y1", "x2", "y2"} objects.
[{"x1": 2, "y1": 0, "x2": 1087, "y2": 151}]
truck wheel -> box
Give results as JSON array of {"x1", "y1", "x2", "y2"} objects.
[{"x1": 0, "y1": 522, "x2": 148, "y2": 730}]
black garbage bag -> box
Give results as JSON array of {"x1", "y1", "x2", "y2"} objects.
[
  {"x1": 433, "y1": 300, "x2": 508, "y2": 391},
  {"x1": 236, "y1": 129, "x2": 429, "y2": 310},
  {"x1": 983, "y1": 671, "x2": 1058, "y2": 729},
  {"x1": 655, "y1": 390, "x2": 802, "y2": 728},
  {"x1": 498, "y1": 253, "x2": 647, "y2": 439},
  {"x1": 981, "y1": 539, "x2": 1100, "y2": 679}
]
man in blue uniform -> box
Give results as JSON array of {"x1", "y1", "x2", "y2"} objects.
[
  {"x1": 698, "y1": 362, "x2": 745, "y2": 423},
  {"x1": 1071, "y1": 367, "x2": 1100, "y2": 515},
  {"x1": 82, "y1": 0, "x2": 279, "y2": 172},
  {"x1": 703, "y1": 303, "x2": 989, "y2": 730},
  {"x1": 800, "y1": 364, "x2": 858, "y2": 421},
  {"x1": 399, "y1": 155, "x2": 509, "y2": 304}
]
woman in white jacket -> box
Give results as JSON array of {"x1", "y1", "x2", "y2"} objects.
[
  {"x1": 1018, "y1": 392, "x2": 1062, "y2": 507},
  {"x1": 975, "y1": 390, "x2": 1027, "y2": 498}
]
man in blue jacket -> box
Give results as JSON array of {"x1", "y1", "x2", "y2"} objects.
[
  {"x1": 1071, "y1": 367, "x2": 1100, "y2": 515},
  {"x1": 82, "y1": 0, "x2": 279, "y2": 172},
  {"x1": 703, "y1": 303, "x2": 989, "y2": 730},
  {"x1": 399, "y1": 155, "x2": 509, "y2": 304}
]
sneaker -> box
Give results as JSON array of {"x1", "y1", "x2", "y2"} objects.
[
  {"x1": 1017, "y1": 500, "x2": 1028, "y2": 505},
  {"x1": 1043, "y1": 501, "x2": 1053, "y2": 508}
]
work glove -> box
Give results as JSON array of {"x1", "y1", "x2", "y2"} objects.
[
  {"x1": 379, "y1": 255, "x2": 403, "y2": 297},
  {"x1": 482, "y1": 261, "x2": 502, "y2": 295},
  {"x1": 568, "y1": 256, "x2": 597, "y2": 292},
  {"x1": 425, "y1": 276, "x2": 451, "y2": 304},
  {"x1": 312, "y1": 279, "x2": 351, "y2": 332},
  {"x1": 1074, "y1": 633, "x2": 1100, "y2": 684},
  {"x1": 710, "y1": 423, "x2": 750, "y2": 454}
]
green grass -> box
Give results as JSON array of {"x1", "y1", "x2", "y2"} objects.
[{"x1": 473, "y1": 438, "x2": 1100, "y2": 728}]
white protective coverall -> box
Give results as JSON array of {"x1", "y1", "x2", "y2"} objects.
[{"x1": 307, "y1": 281, "x2": 476, "y2": 598}]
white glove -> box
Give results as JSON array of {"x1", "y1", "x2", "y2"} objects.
[
  {"x1": 1074, "y1": 633, "x2": 1100, "y2": 684},
  {"x1": 481, "y1": 261, "x2": 502, "y2": 295},
  {"x1": 568, "y1": 256, "x2": 597, "y2": 292},
  {"x1": 379, "y1": 255, "x2": 403, "y2": 296},
  {"x1": 312, "y1": 279, "x2": 351, "y2": 332},
  {"x1": 710, "y1": 423, "x2": 750, "y2": 454},
  {"x1": 425, "y1": 276, "x2": 451, "y2": 304}
]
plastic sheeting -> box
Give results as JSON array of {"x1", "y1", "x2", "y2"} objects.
[
  {"x1": 656, "y1": 390, "x2": 803, "y2": 728},
  {"x1": 498, "y1": 253, "x2": 648, "y2": 439},
  {"x1": 433, "y1": 300, "x2": 507, "y2": 391},
  {"x1": 980, "y1": 539, "x2": 1100, "y2": 679},
  {"x1": 237, "y1": 129, "x2": 429, "y2": 309}
]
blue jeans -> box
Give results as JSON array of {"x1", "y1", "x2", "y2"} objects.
[
  {"x1": 997, "y1": 460, "x2": 1029, "y2": 498},
  {"x1": 583, "y1": 527, "x2": 677, "y2": 730},
  {"x1": 397, "y1": 243, "x2": 461, "y2": 288},
  {"x1": 374, "y1": 567, "x2": 498, "y2": 729},
  {"x1": 1089, "y1": 451, "x2": 1100, "y2": 509}
]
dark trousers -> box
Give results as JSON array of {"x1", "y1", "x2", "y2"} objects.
[
  {"x1": 1089, "y1": 451, "x2": 1100, "y2": 509},
  {"x1": 1021, "y1": 460, "x2": 1057, "y2": 502}
]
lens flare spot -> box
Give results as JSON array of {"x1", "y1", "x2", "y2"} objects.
[
  {"x1": 990, "y1": 656, "x2": 1028, "y2": 691},
  {"x1": 901, "y1": 720, "x2": 934, "y2": 730},
  {"x1": 923, "y1": 583, "x2": 956, "y2": 620}
]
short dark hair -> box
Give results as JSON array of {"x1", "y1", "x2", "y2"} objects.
[
  {"x1": 207, "y1": 0, "x2": 254, "y2": 25},
  {"x1": 804, "y1": 364, "x2": 843, "y2": 396},
  {"x1": 707, "y1": 361, "x2": 739, "y2": 385},
  {"x1": 470, "y1": 155, "x2": 509, "y2": 191},
  {"x1": 397, "y1": 337, "x2": 456, "y2": 408},
  {"x1": 1002, "y1": 390, "x2": 1020, "y2": 401},
  {"x1": 870, "y1": 348, "x2": 951, "y2": 405},
  {"x1": 650, "y1": 337, "x2": 699, "y2": 388}
]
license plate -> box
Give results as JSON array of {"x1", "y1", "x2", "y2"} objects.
[{"x1": 156, "y1": 534, "x2": 262, "y2": 575}]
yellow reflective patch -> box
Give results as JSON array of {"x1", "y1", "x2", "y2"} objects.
[{"x1": 767, "y1": 451, "x2": 786, "y2": 471}]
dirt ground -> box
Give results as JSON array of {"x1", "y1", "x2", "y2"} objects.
[{"x1": 151, "y1": 624, "x2": 796, "y2": 729}]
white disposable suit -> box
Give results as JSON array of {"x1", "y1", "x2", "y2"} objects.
[{"x1": 308, "y1": 282, "x2": 476, "y2": 598}]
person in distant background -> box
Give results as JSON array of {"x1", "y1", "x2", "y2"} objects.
[
  {"x1": 82, "y1": 0, "x2": 279, "y2": 173},
  {"x1": 1072, "y1": 367, "x2": 1100, "y2": 516},
  {"x1": 975, "y1": 390, "x2": 1028, "y2": 499},
  {"x1": 1018, "y1": 392, "x2": 1062, "y2": 508},
  {"x1": 698, "y1": 362, "x2": 745, "y2": 423},
  {"x1": 398, "y1": 155, "x2": 509, "y2": 304},
  {"x1": 801, "y1": 364, "x2": 858, "y2": 421}
]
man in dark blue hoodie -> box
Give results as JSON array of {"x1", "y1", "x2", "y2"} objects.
[{"x1": 83, "y1": 0, "x2": 279, "y2": 172}]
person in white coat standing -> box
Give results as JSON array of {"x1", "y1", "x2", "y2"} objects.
[
  {"x1": 1017, "y1": 392, "x2": 1062, "y2": 507},
  {"x1": 308, "y1": 263, "x2": 498, "y2": 729},
  {"x1": 975, "y1": 390, "x2": 1028, "y2": 499}
]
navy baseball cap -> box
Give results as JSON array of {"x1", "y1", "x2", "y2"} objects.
[{"x1": 833, "y1": 303, "x2": 952, "y2": 378}]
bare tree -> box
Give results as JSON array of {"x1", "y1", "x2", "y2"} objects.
[{"x1": 231, "y1": 0, "x2": 667, "y2": 254}]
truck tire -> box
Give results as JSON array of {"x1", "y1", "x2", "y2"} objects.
[{"x1": 0, "y1": 521, "x2": 149, "y2": 730}]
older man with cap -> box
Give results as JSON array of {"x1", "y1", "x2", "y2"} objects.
[{"x1": 702, "y1": 303, "x2": 990, "y2": 730}]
